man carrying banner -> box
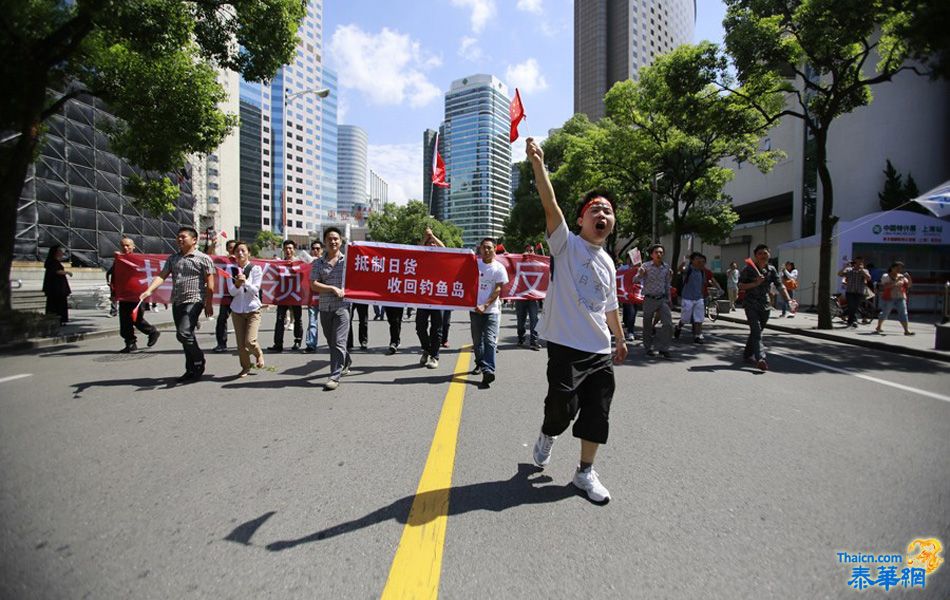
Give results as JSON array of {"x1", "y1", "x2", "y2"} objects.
[
  {"x1": 515, "y1": 244, "x2": 542, "y2": 350},
  {"x1": 303, "y1": 241, "x2": 323, "y2": 353},
  {"x1": 417, "y1": 227, "x2": 446, "y2": 369},
  {"x1": 310, "y1": 227, "x2": 351, "y2": 391},
  {"x1": 270, "y1": 240, "x2": 303, "y2": 352},
  {"x1": 115, "y1": 236, "x2": 160, "y2": 353},
  {"x1": 470, "y1": 237, "x2": 509, "y2": 386},
  {"x1": 526, "y1": 137, "x2": 627, "y2": 504},
  {"x1": 139, "y1": 227, "x2": 215, "y2": 383}
]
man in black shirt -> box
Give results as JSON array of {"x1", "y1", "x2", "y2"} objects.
[{"x1": 738, "y1": 244, "x2": 792, "y2": 371}]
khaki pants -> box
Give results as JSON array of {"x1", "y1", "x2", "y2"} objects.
[{"x1": 231, "y1": 310, "x2": 263, "y2": 369}]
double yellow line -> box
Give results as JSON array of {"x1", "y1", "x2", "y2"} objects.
[{"x1": 380, "y1": 347, "x2": 473, "y2": 599}]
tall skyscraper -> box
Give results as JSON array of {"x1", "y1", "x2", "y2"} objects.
[
  {"x1": 238, "y1": 79, "x2": 265, "y2": 243},
  {"x1": 443, "y1": 74, "x2": 512, "y2": 248},
  {"x1": 574, "y1": 0, "x2": 696, "y2": 120},
  {"x1": 369, "y1": 170, "x2": 388, "y2": 214},
  {"x1": 337, "y1": 125, "x2": 369, "y2": 219},
  {"x1": 422, "y1": 127, "x2": 446, "y2": 219}
]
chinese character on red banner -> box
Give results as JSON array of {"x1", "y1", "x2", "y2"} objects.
[
  {"x1": 495, "y1": 254, "x2": 550, "y2": 300},
  {"x1": 344, "y1": 242, "x2": 478, "y2": 309}
]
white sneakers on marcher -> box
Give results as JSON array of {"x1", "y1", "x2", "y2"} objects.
[
  {"x1": 573, "y1": 467, "x2": 611, "y2": 503},
  {"x1": 532, "y1": 432, "x2": 557, "y2": 468}
]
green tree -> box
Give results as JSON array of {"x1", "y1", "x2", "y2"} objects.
[
  {"x1": 878, "y1": 159, "x2": 927, "y2": 214},
  {"x1": 0, "y1": 0, "x2": 307, "y2": 313},
  {"x1": 367, "y1": 200, "x2": 464, "y2": 247},
  {"x1": 721, "y1": 0, "x2": 949, "y2": 329},
  {"x1": 251, "y1": 230, "x2": 284, "y2": 258},
  {"x1": 502, "y1": 161, "x2": 546, "y2": 252},
  {"x1": 603, "y1": 42, "x2": 783, "y2": 267}
]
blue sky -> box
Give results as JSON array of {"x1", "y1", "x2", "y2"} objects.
[{"x1": 324, "y1": 0, "x2": 727, "y2": 204}]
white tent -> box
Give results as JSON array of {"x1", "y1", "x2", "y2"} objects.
[{"x1": 911, "y1": 180, "x2": 950, "y2": 218}]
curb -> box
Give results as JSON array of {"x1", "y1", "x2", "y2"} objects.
[
  {"x1": 0, "y1": 321, "x2": 179, "y2": 354},
  {"x1": 714, "y1": 313, "x2": 950, "y2": 364}
]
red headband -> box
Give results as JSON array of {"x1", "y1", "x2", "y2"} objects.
[{"x1": 580, "y1": 197, "x2": 611, "y2": 218}]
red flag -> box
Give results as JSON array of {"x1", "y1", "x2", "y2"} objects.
[
  {"x1": 431, "y1": 132, "x2": 449, "y2": 188},
  {"x1": 219, "y1": 230, "x2": 228, "y2": 239},
  {"x1": 130, "y1": 300, "x2": 142, "y2": 323},
  {"x1": 509, "y1": 88, "x2": 525, "y2": 143},
  {"x1": 744, "y1": 257, "x2": 762, "y2": 277}
]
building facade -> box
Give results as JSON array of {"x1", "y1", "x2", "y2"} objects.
[
  {"x1": 337, "y1": 124, "x2": 369, "y2": 219},
  {"x1": 443, "y1": 74, "x2": 512, "y2": 248},
  {"x1": 320, "y1": 68, "x2": 339, "y2": 226},
  {"x1": 422, "y1": 127, "x2": 447, "y2": 219},
  {"x1": 369, "y1": 170, "x2": 388, "y2": 215},
  {"x1": 574, "y1": 0, "x2": 696, "y2": 120}
]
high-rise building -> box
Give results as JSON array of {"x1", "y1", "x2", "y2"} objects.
[
  {"x1": 443, "y1": 74, "x2": 512, "y2": 248},
  {"x1": 510, "y1": 163, "x2": 522, "y2": 205},
  {"x1": 238, "y1": 79, "x2": 265, "y2": 243},
  {"x1": 574, "y1": 0, "x2": 696, "y2": 120},
  {"x1": 422, "y1": 127, "x2": 447, "y2": 219},
  {"x1": 320, "y1": 69, "x2": 339, "y2": 226},
  {"x1": 337, "y1": 125, "x2": 369, "y2": 219},
  {"x1": 369, "y1": 170, "x2": 388, "y2": 214}
]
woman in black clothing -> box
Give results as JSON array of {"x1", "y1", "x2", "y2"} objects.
[{"x1": 43, "y1": 245, "x2": 72, "y2": 324}]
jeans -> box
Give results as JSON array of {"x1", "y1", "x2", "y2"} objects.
[
  {"x1": 306, "y1": 305, "x2": 319, "y2": 349},
  {"x1": 744, "y1": 305, "x2": 770, "y2": 362},
  {"x1": 373, "y1": 304, "x2": 385, "y2": 320},
  {"x1": 416, "y1": 308, "x2": 443, "y2": 358},
  {"x1": 515, "y1": 300, "x2": 539, "y2": 343},
  {"x1": 348, "y1": 303, "x2": 369, "y2": 349},
  {"x1": 441, "y1": 310, "x2": 452, "y2": 342},
  {"x1": 119, "y1": 300, "x2": 155, "y2": 346},
  {"x1": 470, "y1": 312, "x2": 500, "y2": 373},
  {"x1": 320, "y1": 308, "x2": 351, "y2": 380},
  {"x1": 385, "y1": 306, "x2": 404, "y2": 346},
  {"x1": 274, "y1": 305, "x2": 302, "y2": 347},
  {"x1": 621, "y1": 303, "x2": 637, "y2": 336},
  {"x1": 215, "y1": 303, "x2": 231, "y2": 346},
  {"x1": 173, "y1": 302, "x2": 205, "y2": 374}
]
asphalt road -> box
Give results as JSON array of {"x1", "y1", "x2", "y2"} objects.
[{"x1": 1, "y1": 309, "x2": 948, "y2": 599}]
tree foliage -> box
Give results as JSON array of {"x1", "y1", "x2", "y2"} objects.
[
  {"x1": 251, "y1": 229, "x2": 284, "y2": 258},
  {"x1": 0, "y1": 0, "x2": 306, "y2": 312},
  {"x1": 367, "y1": 201, "x2": 464, "y2": 248},
  {"x1": 878, "y1": 159, "x2": 926, "y2": 214},
  {"x1": 721, "y1": 0, "x2": 948, "y2": 328}
]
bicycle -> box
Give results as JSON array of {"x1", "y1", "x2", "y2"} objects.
[{"x1": 705, "y1": 288, "x2": 724, "y2": 321}]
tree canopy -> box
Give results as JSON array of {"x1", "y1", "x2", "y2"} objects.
[{"x1": 367, "y1": 201, "x2": 464, "y2": 248}]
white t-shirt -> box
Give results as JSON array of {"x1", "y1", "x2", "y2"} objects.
[
  {"x1": 474, "y1": 259, "x2": 509, "y2": 314},
  {"x1": 539, "y1": 220, "x2": 618, "y2": 354}
]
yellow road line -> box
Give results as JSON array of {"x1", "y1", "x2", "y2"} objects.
[{"x1": 380, "y1": 347, "x2": 473, "y2": 600}]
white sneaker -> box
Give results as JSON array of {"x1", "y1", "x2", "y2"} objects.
[
  {"x1": 324, "y1": 379, "x2": 339, "y2": 391},
  {"x1": 425, "y1": 356, "x2": 439, "y2": 369},
  {"x1": 573, "y1": 467, "x2": 611, "y2": 503},
  {"x1": 532, "y1": 432, "x2": 557, "y2": 468}
]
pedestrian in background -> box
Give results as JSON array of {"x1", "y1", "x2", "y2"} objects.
[
  {"x1": 673, "y1": 252, "x2": 720, "y2": 344},
  {"x1": 303, "y1": 241, "x2": 323, "y2": 353},
  {"x1": 416, "y1": 227, "x2": 446, "y2": 368},
  {"x1": 226, "y1": 241, "x2": 265, "y2": 377},
  {"x1": 43, "y1": 245, "x2": 72, "y2": 325},
  {"x1": 634, "y1": 244, "x2": 673, "y2": 358},
  {"x1": 114, "y1": 237, "x2": 159, "y2": 352},
  {"x1": 838, "y1": 257, "x2": 871, "y2": 328},
  {"x1": 874, "y1": 261, "x2": 914, "y2": 336},
  {"x1": 310, "y1": 227, "x2": 351, "y2": 391},
  {"x1": 270, "y1": 240, "x2": 303, "y2": 352},
  {"x1": 470, "y1": 237, "x2": 509, "y2": 386},
  {"x1": 780, "y1": 261, "x2": 798, "y2": 318},
  {"x1": 739, "y1": 244, "x2": 791, "y2": 372},
  {"x1": 726, "y1": 261, "x2": 740, "y2": 310},
  {"x1": 213, "y1": 239, "x2": 237, "y2": 352},
  {"x1": 139, "y1": 227, "x2": 215, "y2": 383},
  {"x1": 515, "y1": 243, "x2": 542, "y2": 350}
]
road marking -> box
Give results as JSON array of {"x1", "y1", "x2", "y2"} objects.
[
  {"x1": 777, "y1": 353, "x2": 950, "y2": 403},
  {"x1": 724, "y1": 340, "x2": 950, "y2": 403},
  {"x1": 381, "y1": 347, "x2": 472, "y2": 599},
  {"x1": 0, "y1": 374, "x2": 32, "y2": 384}
]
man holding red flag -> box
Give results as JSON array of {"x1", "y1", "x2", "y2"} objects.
[
  {"x1": 114, "y1": 236, "x2": 160, "y2": 353},
  {"x1": 526, "y1": 137, "x2": 627, "y2": 504},
  {"x1": 738, "y1": 244, "x2": 791, "y2": 371}
]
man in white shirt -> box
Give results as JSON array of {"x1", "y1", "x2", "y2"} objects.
[
  {"x1": 470, "y1": 237, "x2": 509, "y2": 387},
  {"x1": 526, "y1": 137, "x2": 628, "y2": 504}
]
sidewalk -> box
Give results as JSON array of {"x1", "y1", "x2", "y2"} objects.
[{"x1": 713, "y1": 307, "x2": 950, "y2": 363}]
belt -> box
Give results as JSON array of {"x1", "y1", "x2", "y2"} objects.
[{"x1": 645, "y1": 294, "x2": 667, "y2": 299}]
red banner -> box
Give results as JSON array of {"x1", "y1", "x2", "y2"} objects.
[
  {"x1": 112, "y1": 253, "x2": 317, "y2": 306},
  {"x1": 496, "y1": 254, "x2": 550, "y2": 300},
  {"x1": 343, "y1": 242, "x2": 478, "y2": 309},
  {"x1": 616, "y1": 267, "x2": 643, "y2": 305}
]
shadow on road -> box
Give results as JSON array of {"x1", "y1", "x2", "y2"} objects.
[{"x1": 224, "y1": 463, "x2": 579, "y2": 551}]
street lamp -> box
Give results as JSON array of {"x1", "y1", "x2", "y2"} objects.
[
  {"x1": 277, "y1": 87, "x2": 331, "y2": 234},
  {"x1": 651, "y1": 172, "x2": 665, "y2": 244}
]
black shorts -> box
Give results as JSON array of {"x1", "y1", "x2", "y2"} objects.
[{"x1": 541, "y1": 341, "x2": 615, "y2": 444}]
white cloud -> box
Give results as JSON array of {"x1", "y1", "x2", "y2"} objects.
[
  {"x1": 540, "y1": 19, "x2": 566, "y2": 37},
  {"x1": 458, "y1": 36, "x2": 484, "y2": 63},
  {"x1": 451, "y1": 0, "x2": 497, "y2": 33},
  {"x1": 510, "y1": 134, "x2": 547, "y2": 164},
  {"x1": 516, "y1": 0, "x2": 543, "y2": 14},
  {"x1": 505, "y1": 58, "x2": 549, "y2": 94},
  {"x1": 369, "y1": 143, "x2": 424, "y2": 205},
  {"x1": 330, "y1": 25, "x2": 442, "y2": 108}
]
